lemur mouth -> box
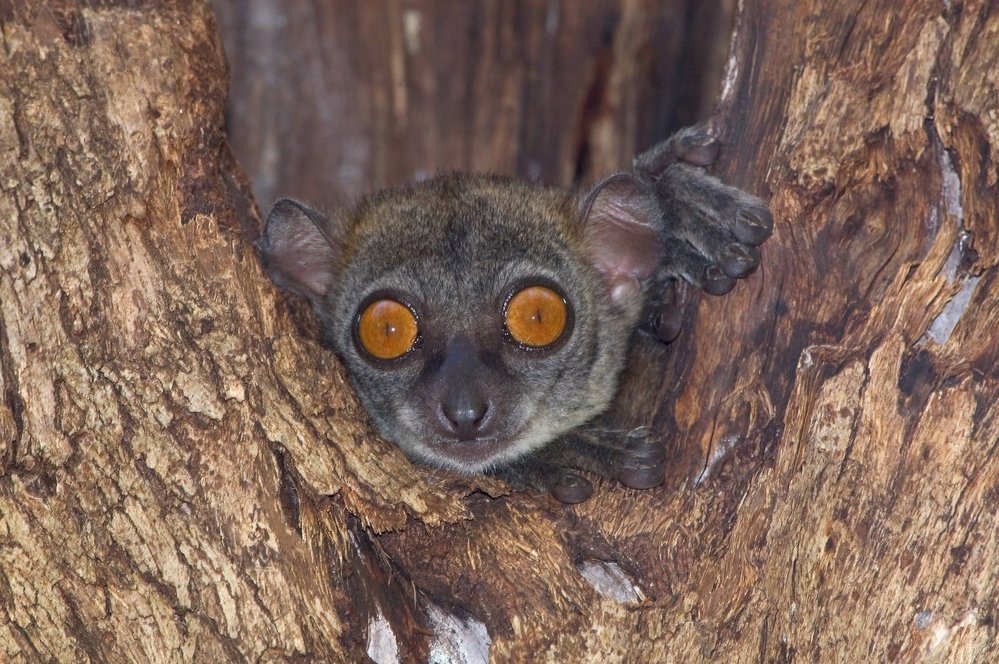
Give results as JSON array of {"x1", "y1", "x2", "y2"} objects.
[
  {"x1": 433, "y1": 435, "x2": 512, "y2": 468},
  {"x1": 424, "y1": 406, "x2": 526, "y2": 470}
]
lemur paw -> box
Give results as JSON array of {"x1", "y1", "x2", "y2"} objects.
[
  {"x1": 633, "y1": 123, "x2": 722, "y2": 172},
  {"x1": 495, "y1": 429, "x2": 665, "y2": 503},
  {"x1": 659, "y1": 165, "x2": 772, "y2": 295},
  {"x1": 636, "y1": 125, "x2": 773, "y2": 297}
]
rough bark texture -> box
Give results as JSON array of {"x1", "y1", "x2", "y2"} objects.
[{"x1": 1, "y1": 1, "x2": 997, "y2": 663}]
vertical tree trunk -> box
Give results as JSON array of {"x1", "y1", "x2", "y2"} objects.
[{"x1": 1, "y1": 1, "x2": 997, "y2": 662}]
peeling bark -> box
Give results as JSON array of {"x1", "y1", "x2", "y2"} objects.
[{"x1": 1, "y1": 1, "x2": 997, "y2": 662}]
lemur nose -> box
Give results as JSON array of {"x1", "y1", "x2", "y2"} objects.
[
  {"x1": 435, "y1": 334, "x2": 492, "y2": 440},
  {"x1": 441, "y1": 392, "x2": 489, "y2": 440}
]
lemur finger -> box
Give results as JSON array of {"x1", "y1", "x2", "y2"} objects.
[
  {"x1": 568, "y1": 429, "x2": 667, "y2": 490},
  {"x1": 634, "y1": 125, "x2": 720, "y2": 176},
  {"x1": 619, "y1": 465, "x2": 665, "y2": 490},
  {"x1": 617, "y1": 435, "x2": 666, "y2": 490},
  {"x1": 732, "y1": 206, "x2": 773, "y2": 246},
  {"x1": 670, "y1": 125, "x2": 721, "y2": 167},
  {"x1": 528, "y1": 429, "x2": 668, "y2": 495},
  {"x1": 662, "y1": 236, "x2": 738, "y2": 295},
  {"x1": 550, "y1": 471, "x2": 594, "y2": 504},
  {"x1": 656, "y1": 163, "x2": 769, "y2": 244},
  {"x1": 720, "y1": 243, "x2": 761, "y2": 278},
  {"x1": 650, "y1": 280, "x2": 684, "y2": 343},
  {"x1": 703, "y1": 265, "x2": 737, "y2": 295},
  {"x1": 493, "y1": 458, "x2": 594, "y2": 503}
]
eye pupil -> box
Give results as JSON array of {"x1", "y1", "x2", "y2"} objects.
[
  {"x1": 505, "y1": 285, "x2": 569, "y2": 348},
  {"x1": 357, "y1": 299, "x2": 418, "y2": 360}
]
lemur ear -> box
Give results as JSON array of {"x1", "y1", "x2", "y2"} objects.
[
  {"x1": 257, "y1": 198, "x2": 340, "y2": 303},
  {"x1": 579, "y1": 174, "x2": 664, "y2": 304}
]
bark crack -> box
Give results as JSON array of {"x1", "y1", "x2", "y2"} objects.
[
  {"x1": 9, "y1": 94, "x2": 30, "y2": 161},
  {"x1": 0, "y1": 313, "x2": 24, "y2": 474},
  {"x1": 919, "y1": 95, "x2": 981, "y2": 346}
]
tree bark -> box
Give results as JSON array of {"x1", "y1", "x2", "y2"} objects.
[{"x1": 1, "y1": 1, "x2": 997, "y2": 663}]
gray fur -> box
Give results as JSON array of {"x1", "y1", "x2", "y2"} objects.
[{"x1": 258, "y1": 126, "x2": 772, "y2": 498}]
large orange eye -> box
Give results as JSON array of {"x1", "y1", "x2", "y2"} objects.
[
  {"x1": 357, "y1": 299, "x2": 418, "y2": 360},
  {"x1": 505, "y1": 285, "x2": 569, "y2": 348}
]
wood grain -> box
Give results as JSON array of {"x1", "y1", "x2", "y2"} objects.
[{"x1": 212, "y1": 0, "x2": 733, "y2": 206}]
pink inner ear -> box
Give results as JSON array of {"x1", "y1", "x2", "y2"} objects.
[
  {"x1": 581, "y1": 175, "x2": 663, "y2": 301},
  {"x1": 272, "y1": 223, "x2": 336, "y2": 298},
  {"x1": 261, "y1": 200, "x2": 339, "y2": 301}
]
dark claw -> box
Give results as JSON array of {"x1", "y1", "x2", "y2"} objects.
[
  {"x1": 551, "y1": 471, "x2": 593, "y2": 504},
  {"x1": 733, "y1": 208, "x2": 774, "y2": 245},
  {"x1": 702, "y1": 265, "x2": 736, "y2": 295},
  {"x1": 721, "y1": 244, "x2": 761, "y2": 278}
]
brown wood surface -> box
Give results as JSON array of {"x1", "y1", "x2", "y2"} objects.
[
  {"x1": 1, "y1": 0, "x2": 997, "y2": 662},
  {"x1": 211, "y1": 0, "x2": 734, "y2": 206}
]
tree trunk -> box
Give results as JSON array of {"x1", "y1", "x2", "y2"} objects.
[{"x1": 1, "y1": 1, "x2": 997, "y2": 663}]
